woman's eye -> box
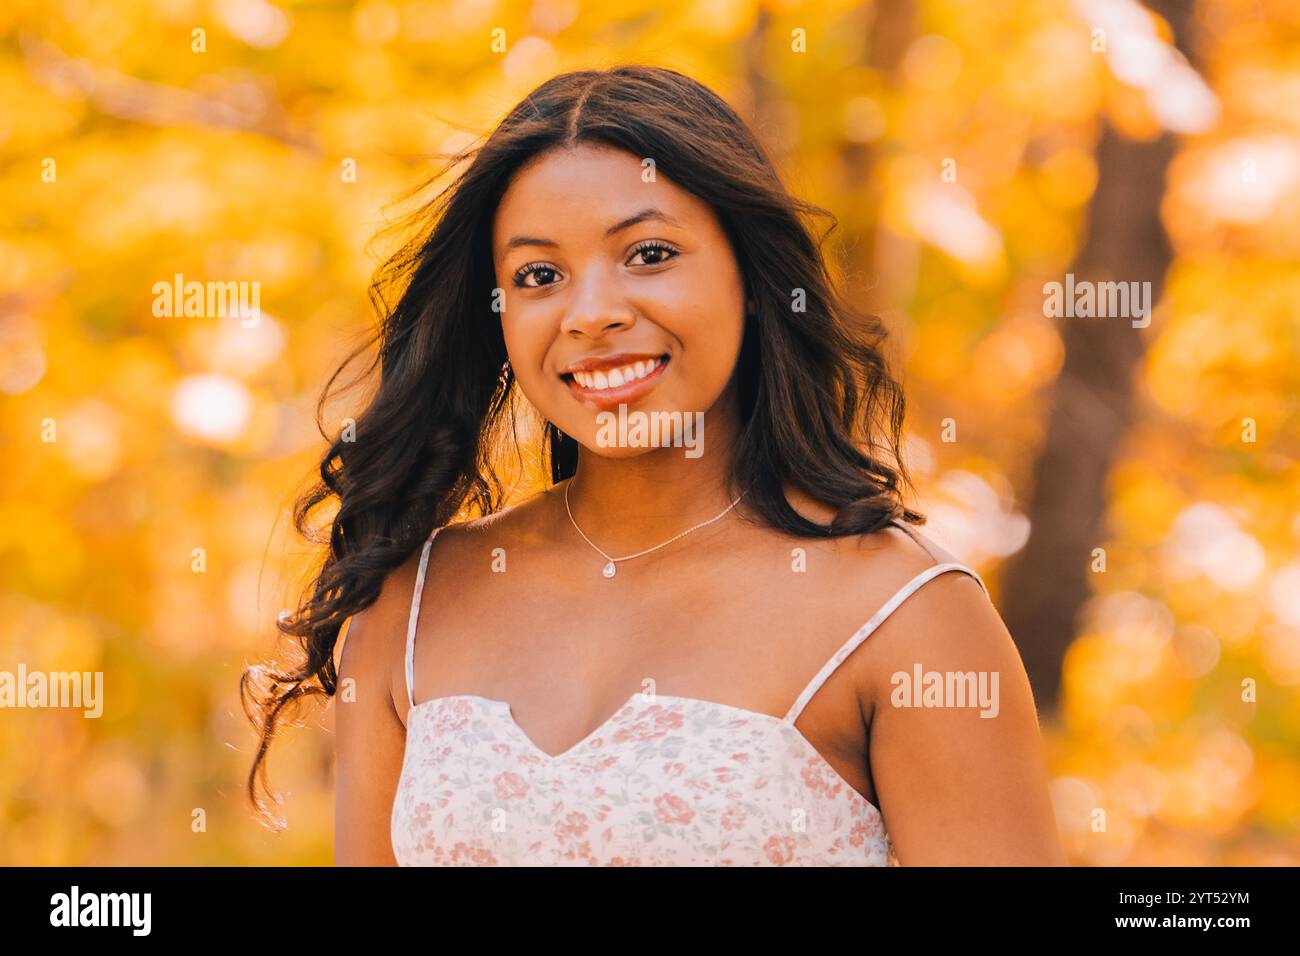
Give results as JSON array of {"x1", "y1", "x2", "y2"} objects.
[
  {"x1": 513, "y1": 263, "x2": 560, "y2": 288},
  {"x1": 628, "y1": 241, "x2": 680, "y2": 267}
]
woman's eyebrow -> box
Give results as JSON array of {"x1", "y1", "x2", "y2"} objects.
[
  {"x1": 604, "y1": 208, "x2": 682, "y2": 236},
  {"x1": 502, "y1": 208, "x2": 682, "y2": 252},
  {"x1": 503, "y1": 234, "x2": 558, "y2": 252}
]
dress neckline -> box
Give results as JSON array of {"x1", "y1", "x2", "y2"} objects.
[
  {"x1": 408, "y1": 690, "x2": 790, "y2": 761},
  {"x1": 405, "y1": 690, "x2": 888, "y2": 820}
]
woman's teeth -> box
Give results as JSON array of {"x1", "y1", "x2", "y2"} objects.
[{"x1": 571, "y1": 357, "x2": 664, "y2": 391}]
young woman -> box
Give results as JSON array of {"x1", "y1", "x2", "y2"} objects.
[{"x1": 244, "y1": 65, "x2": 1063, "y2": 866}]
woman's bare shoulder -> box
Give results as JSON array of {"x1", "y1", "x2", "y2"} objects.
[
  {"x1": 781, "y1": 486, "x2": 946, "y2": 591},
  {"x1": 398, "y1": 489, "x2": 568, "y2": 629},
  {"x1": 338, "y1": 543, "x2": 428, "y2": 714},
  {"x1": 427, "y1": 487, "x2": 565, "y2": 569},
  {"x1": 843, "y1": 522, "x2": 1012, "y2": 710}
]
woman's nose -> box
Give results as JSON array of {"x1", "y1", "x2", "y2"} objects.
[{"x1": 559, "y1": 265, "x2": 635, "y2": 337}]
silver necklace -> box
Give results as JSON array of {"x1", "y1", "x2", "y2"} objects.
[{"x1": 564, "y1": 480, "x2": 745, "y2": 579}]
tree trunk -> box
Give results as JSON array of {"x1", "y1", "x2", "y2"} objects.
[{"x1": 1001, "y1": 0, "x2": 1195, "y2": 715}]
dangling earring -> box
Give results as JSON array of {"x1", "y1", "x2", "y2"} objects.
[{"x1": 498, "y1": 358, "x2": 511, "y2": 387}]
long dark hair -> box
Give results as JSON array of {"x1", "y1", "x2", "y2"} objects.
[{"x1": 241, "y1": 64, "x2": 922, "y2": 826}]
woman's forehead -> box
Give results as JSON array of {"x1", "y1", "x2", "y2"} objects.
[{"x1": 492, "y1": 145, "x2": 712, "y2": 251}]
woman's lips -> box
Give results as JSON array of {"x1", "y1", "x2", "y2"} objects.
[{"x1": 563, "y1": 356, "x2": 669, "y2": 412}]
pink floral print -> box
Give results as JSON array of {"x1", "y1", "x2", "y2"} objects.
[{"x1": 391, "y1": 693, "x2": 899, "y2": 866}]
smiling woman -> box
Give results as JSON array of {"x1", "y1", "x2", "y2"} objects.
[{"x1": 241, "y1": 64, "x2": 1064, "y2": 867}]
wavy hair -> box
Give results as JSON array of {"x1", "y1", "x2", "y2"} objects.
[{"x1": 241, "y1": 64, "x2": 922, "y2": 826}]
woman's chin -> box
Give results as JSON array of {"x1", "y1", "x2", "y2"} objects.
[
  {"x1": 569, "y1": 437, "x2": 666, "y2": 460},
  {"x1": 559, "y1": 403, "x2": 709, "y2": 460}
]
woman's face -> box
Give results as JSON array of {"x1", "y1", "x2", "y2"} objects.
[{"x1": 491, "y1": 143, "x2": 747, "y2": 458}]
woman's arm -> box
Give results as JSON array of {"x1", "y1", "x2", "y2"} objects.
[
  {"x1": 334, "y1": 579, "x2": 411, "y2": 866},
  {"x1": 864, "y1": 572, "x2": 1066, "y2": 865}
]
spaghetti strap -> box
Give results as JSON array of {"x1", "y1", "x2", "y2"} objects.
[
  {"x1": 782, "y1": 520, "x2": 990, "y2": 724},
  {"x1": 404, "y1": 527, "x2": 442, "y2": 710}
]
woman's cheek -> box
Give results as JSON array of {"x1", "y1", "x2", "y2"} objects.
[{"x1": 502, "y1": 306, "x2": 547, "y2": 364}]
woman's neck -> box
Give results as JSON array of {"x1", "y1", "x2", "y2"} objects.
[{"x1": 561, "y1": 397, "x2": 744, "y2": 554}]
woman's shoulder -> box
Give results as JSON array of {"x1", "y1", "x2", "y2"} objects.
[
  {"x1": 844, "y1": 516, "x2": 991, "y2": 625},
  {"x1": 882, "y1": 525, "x2": 991, "y2": 637},
  {"x1": 342, "y1": 498, "x2": 542, "y2": 649},
  {"x1": 825, "y1": 519, "x2": 971, "y2": 620},
  {"x1": 783, "y1": 487, "x2": 947, "y2": 587},
  {"x1": 837, "y1": 519, "x2": 1011, "y2": 704},
  {"x1": 763, "y1": 489, "x2": 985, "y2": 636},
  {"x1": 414, "y1": 487, "x2": 570, "y2": 601},
  {"x1": 432, "y1": 484, "x2": 563, "y2": 553},
  {"x1": 339, "y1": 540, "x2": 430, "y2": 712}
]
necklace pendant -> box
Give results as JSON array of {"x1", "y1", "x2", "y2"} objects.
[{"x1": 602, "y1": 560, "x2": 617, "y2": 578}]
